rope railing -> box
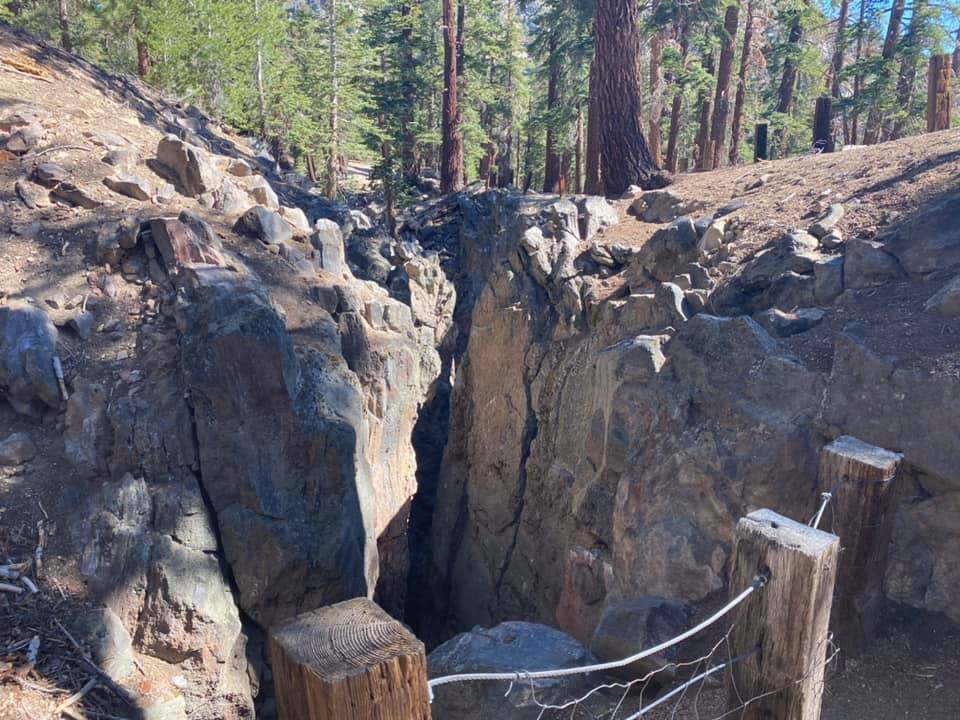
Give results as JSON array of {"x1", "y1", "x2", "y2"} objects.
[{"x1": 426, "y1": 574, "x2": 767, "y2": 700}]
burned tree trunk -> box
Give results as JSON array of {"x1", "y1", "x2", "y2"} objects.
[
  {"x1": 729, "y1": 1, "x2": 754, "y2": 164},
  {"x1": 709, "y1": 4, "x2": 740, "y2": 168},
  {"x1": 584, "y1": 59, "x2": 603, "y2": 195}
]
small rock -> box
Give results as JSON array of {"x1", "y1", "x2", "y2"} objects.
[
  {"x1": 279, "y1": 206, "x2": 311, "y2": 234},
  {"x1": 699, "y1": 219, "x2": 726, "y2": 254},
  {"x1": 0, "y1": 433, "x2": 37, "y2": 466},
  {"x1": 68, "y1": 311, "x2": 96, "y2": 340},
  {"x1": 103, "y1": 174, "x2": 152, "y2": 201},
  {"x1": 155, "y1": 134, "x2": 221, "y2": 197},
  {"x1": 32, "y1": 162, "x2": 68, "y2": 187},
  {"x1": 15, "y1": 179, "x2": 50, "y2": 209},
  {"x1": 715, "y1": 199, "x2": 746, "y2": 217},
  {"x1": 844, "y1": 238, "x2": 902, "y2": 289},
  {"x1": 234, "y1": 206, "x2": 292, "y2": 245},
  {"x1": 923, "y1": 276, "x2": 960, "y2": 317},
  {"x1": 672, "y1": 273, "x2": 692, "y2": 291},
  {"x1": 814, "y1": 256, "x2": 844, "y2": 304},
  {"x1": 746, "y1": 173, "x2": 770, "y2": 190},
  {"x1": 101, "y1": 149, "x2": 139, "y2": 172},
  {"x1": 819, "y1": 229, "x2": 843, "y2": 250},
  {"x1": 248, "y1": 175, "x2": 280, "y2": 209},
  {"x1": 809, "y1": 203, "x2": 845, "y2": 238},
  {"x1": 311, "y1": 219, "x2": 346, "y2": 276},
  {"x1": 84, "y1": 130, "x2": 127, "y2": 148},
  {"x1": 350, "y1": 210, "x2": 373, "y2": 230},
  {"x1": 155, "y1": 182, "x2": 176, "y2": 204},
  {"x1": 224, "y1": 158, "x2": 252, "y2": 177},
  {"x1": 754, "y1": 307, "x2": 825, "y2": 337},
  {"x1": 591, "y1": 597, "x2": 692, "y2": 681},
  {"x1": 65, "y1": 294, "x2": 85, "y2": 310},
  {"x1": 51, "y1": 182, "x2": 102, "y2": 209},
  {"x1": 44, "y1": 294, "x2": 65, "y2": 310}
]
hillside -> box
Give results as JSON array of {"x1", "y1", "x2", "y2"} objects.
[{"x1": 2, "y1": 22, "x2": 960, "y2": 720}]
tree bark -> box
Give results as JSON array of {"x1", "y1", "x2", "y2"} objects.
[
  {"x1": 574, "y1": 103, "x2": 584, "y2": 193},
  {"x1": 399, "y1": 3, "x2": 418, "y2": 179},
  {"x1": 862, "y1": 0, "x2": 905, "y2": 144},
  {"x1": 694, "y1": 52, "x2": 715, "y2": 169},
  {"x1": 729, "y1": 3, "x2": 754, "y2": 164},
  {"x1": 441, "y1": 0, "x2": 464, "y2": 192},
  {"x1": 584, "y1": 58, "x2": 603, "y2": 194},
  {"x1": 850, "y1": 0, "x2": 868, "y2": 142},
  {"x1": 953, "y1": 27, "x2": 960, "y2": 80},
  {"x1": 648, "y1": 3, "x2": 664, "y2": 166},
  {"x1": 253, "y1": 0, "x2": 268, "y2": 137},
  {"x1": 773, "y1": 6, "x2": 806, "y2": 155},
  {"x1": 709, "y1": 4, "x2": 740, "y2": 169},
  {"x1": 326, "y1": 0, "x2": 340, "y2": 199},
  {"x1": 593, "y1": 0, "x2": 665, "y2": 195},
  {"x1": 666, "y1": 20, "x2": 691, "y2": 173},
  {"x1": 497, "y1": 0, "x2": 518, "y2": 187},
  {"x1": 828, "y1": 0, "x2": 851, "y2": 99},
  {"x1": 57, "y1": 0, "x2": 72, "y2": 53},
  {"x1": 544, "y1": 36, "x2": 563, "y2": 193},
  {"x1": 889, "y1": 0, "x2": 927, "y2": 140}
]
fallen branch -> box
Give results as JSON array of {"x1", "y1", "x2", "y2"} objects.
[
  {"x1": 21, "y1": 575, "x2": 38, "y2": 594},
  {"x1": 0, "y1": 582, "x2": 24, "y2": 594},
  {"x1": 27, "y1": 144, "x2": 92, "y2": 158},
  {"x1": 54, "y1": 677, "x2": 97, "y2": 717}
]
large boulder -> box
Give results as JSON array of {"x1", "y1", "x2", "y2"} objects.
[
  {"x1": 428, "y1": 622, "x2": 601, "y2": 720},
  {"x1": 233, "y1": 206, "x2": 292, "y2": 246},
  {"x1": 630, "y1": 216, "x2": 700, "y2": 284},
  {"x1": 577, "y1": 196, "x2": 618, "y2": 241},
  {"x1": 0, "y1": 302, "x2": 60, "y2": 415},
  {"x1": 156, "y1": 135, "x2": 221, "y2": 197}
]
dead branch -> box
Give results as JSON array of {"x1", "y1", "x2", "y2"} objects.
[
  {"x1": 53, "y1": 619, "x2": 135, "y2": 708},
  {"x1": 54, "y1": 677, "x2": 98, "y2": 717}
]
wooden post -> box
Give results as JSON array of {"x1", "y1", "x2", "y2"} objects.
[
  {"x1": 817, "y1": 436, "x2": 902, "y2": 655},
  {"x1": 927, "y1": 54, "x2": 952, "y2": 132},
  {"x1": 726, "y1": 509, "x2": 839, "y2": 720},
  {"x1": 677, "y1": 157, "x2": 689, "y2": 173},
  {"x1": 269, "y1": 598, "x2": 431, "y2": 720},
  {"x1": 813, "y1": 96, "x2": 834, "y2": 153},
  {"x1": 753, "y1": 123, "x2": 768, "y2": 161}
]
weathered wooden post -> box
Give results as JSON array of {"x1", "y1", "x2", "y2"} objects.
[
  {"x1": 269, "y1": 598, "x2": 432, "y2": 720},
  {"x1": 754, "y1": 123, "x2": 768, "y2": 161},
  {"x1": 818, "y1": 436, "x2": 902, "y2": 655},
  {"x1": 726, "y1": 509, "x2": 839, "y2": 720},
  {"x1": 927, "y1": 54, "x2": 952, "y2": 132},
  {"x1": 813, "y1": 97, "x2": 834, "y2": 153}
]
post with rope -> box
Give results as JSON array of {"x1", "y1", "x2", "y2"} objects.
[
  {"x1": 268, "y1": 597, "x2": 432, "y2": 720},
  {"x1": 817, "y1": 436, "x2": 903, "y2": 655},
  {"x1": 726, "y1": 509, "x2": 839, "y2": 720}
]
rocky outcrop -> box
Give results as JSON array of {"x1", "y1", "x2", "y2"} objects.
[{"x1": 0, "y1": 302, "x2": 61, "y2": 416}]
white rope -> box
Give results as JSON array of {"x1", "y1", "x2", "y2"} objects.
[
  {"x1": 427, "y1": 574, "x2": 766, "y2": 700},
  {"x1": 809, "y1": 492, "x2": 832, "y2": 529}
]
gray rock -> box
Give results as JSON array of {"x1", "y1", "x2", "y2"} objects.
[
  {"x1": 85, "y1": 130, "x2": 127, "y2": 148},
  {"x1": 429, "y1": 622, "x2": 600, "y2": 720},
  {"x1": 590, "y1": 596, "x2": 692, "y2": 680},
  {"x1": 844, "y1": 238, "x2": 902, "y2": 289},
  {"x1": 51, "y1": 182, "x2": 102, "y2": 209},
  {"x1": 104, "y1": 174, "x2": 151, "y2": 201},
  {"x1": 156, "y1": 135, "x2": 220, "y2": 197},
  {"x1": 923, "y1": 276, "x2": 960, "y2": 317},
  {"x1": 813, "y1": 256, "x2": 844, "y2": 303},
  {"x1": 879, "y1": 193, "x2": 960, "y2": 275},
  {"x1": 14, "y1": 179, "x2": 50, "y2": 209},
  {"x1": 809, "y1": 203, "x2": 845, "y2": 238},
  {"x1": 248, "y1": 175, "x2": 279, "y2": 209},
  {"x1": 31, "y1": 162, "x2": 67, "y2": 187},
  {"x1": 754, "y1": 307, "x2": 825, "y2": 337},
  {"x1": 68, "y1": 311, "x2": 96, "y2": 340},
  {"x1": 155, "y1": 182, "x2": 176, "y2": 204},
  {"x1": 819, "y1": 229, "x2": 843, "y2": 250},
  {"x1": 350, "y1": 209, "x2": 373, "y2": 231},
  {"x1": 760, "y1": 271, "x2": 816, "y2": 311},
  {"x1": 102, "y1": 149, "x2": 139, "y2": 173},
  {"x1": 312, "y1": 218, "x2": 346, "y2": 276},
  {"x1": 234, "y1": 206, "x2": 292, "y2": 245},
  {"x1": 0, "y1": 303, "x2": 60, "y2": 415},
  {"x1": 577, "y1": 196, "x2": 618, "y2": 241},
  {"x1": 5, "y1": 122, "x2": 43, "y2": 154},
  {"x1": 632, "y1": 216, "x2": 700, "y2": 284},
  {"x1": 76, "y1": 607, "x2": 134, "y2": 682},
  {"x1": 684, "y1": 262, "x2": 713, "y2": 291},
  {"x1": 279, "y1": 206, "x2": 311, "y2": 234},
  {"x1": 224, "y1": 158, "x2": 252, "y2": 177},
  {"x1": 699, "y1": 219, "x2": 726, "y2": 253},
  {"x1": 0, "y1": 433, "x2": 36, "y2": 466},
  {"x1": 631, "y1": 189, "x2": 705, "y2": 223}
]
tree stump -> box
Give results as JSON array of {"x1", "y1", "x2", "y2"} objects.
[
  {"x1": 754, "y1": 123, "x2": 768, "y2": 161},
  {"x1": 727, "y1": 509, "x2": 839, "y2": 720},
  {"x1": 818, "y1": 436, "x2": 902, "y2": 655},
  {"x1": 269, "y1": 598, "x2": 431, "y2": 720}
]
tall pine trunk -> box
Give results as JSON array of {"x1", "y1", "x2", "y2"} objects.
[
  {"x1": 253, "y1": 0, "x2": 268, "y2": 138},
  {"x1": 399, "y1": 4, "x2": 418, "y2": 179},
  {"x1": 544, "y1": 37, "x2": 563, "y2": 193},
  {"x1": 862, "y1": 0, "x2": 905, "y2": 144},
  {"x1": 584, "y1": 58, "x2": 603, "y2": 194},
  {"x1": 666, "y1": 21, "x2": 690, "y2": 173},
  {"x1": 497, "y1": 0, "x2": 518, "y2": 188},
  {"x1": 57, "y1": 0, "x2": 72, "y2": 53},
  {"x1": 594, "y1": 0, "x2": 665, "y2": 194},
  {"x1": 850, "y1": 0, "x2": 868, "y2": 142},
  {"x1": 774, "y1": 6, "x2": 806, "y2": 156},
  {"x1": 326, "y1": 0, "x2": 340, "y2": 199},
  {"x1": 828, "y1": 0, "x2": 850, "y2": 99},
  {"x1": 574, "y1": 103, "x2": 584, "y2": 194},
  {"x1": 648, "y1": 3, "x2": 664, "y2": 167},
  {"x1": 889, "y1": 0, "x2": 926, "y2": 141},
  {"x1": 441, "y1": 0, "x2": 464, "y2": 193},
  {"x1": 694, "y1": 52, "x2": 715, "y2": 169},
  {"x1": 708, "y1": 4, "x2": 739, "y2": 169},
  {"x1": 729, "y1": 2, "x2": 754, "y2": 164}
]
